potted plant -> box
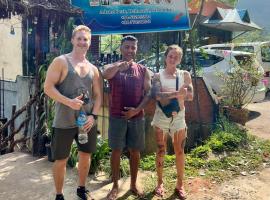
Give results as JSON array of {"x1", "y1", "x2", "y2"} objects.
[{"x1": 219, "y1": 54, "x2": 264, "y2": 125}]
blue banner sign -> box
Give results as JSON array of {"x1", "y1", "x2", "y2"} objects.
[{"x1": 72, "y1": 0, "x2": 190, "y2": 35}]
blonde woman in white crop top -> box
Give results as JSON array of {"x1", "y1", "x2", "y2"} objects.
[{"x1": 151, "y1": 45, "x2": 193, "y2": 199}]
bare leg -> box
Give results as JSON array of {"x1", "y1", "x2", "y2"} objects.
[
  {"x1": 173, "y1": 129, "x2": 186, "y2": 189},
  {"x1": 107, "y1": 149, "x2": 122, "y2": 200},
  {"x1": 53, "y1": 158, "x2": 68, "y2": 194},
  {"x1": 155, "y1": 127, "x2": 167, "y2": 187},
  {"x1": 78, "y1": 151, "x2": 91, "y2": 187},
  {"x1": 129, "y1": 148, "x2": 144, "y2": 196}
]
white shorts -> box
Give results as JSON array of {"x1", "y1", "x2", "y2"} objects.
[{"x1": 151, "y1": 105, "x2": 187, "y2": 138}]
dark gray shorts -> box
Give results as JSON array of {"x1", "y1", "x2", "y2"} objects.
[
  {"x1": 108, "y1": 117, "x2": 145, "y2": 151},
  {"x1": 51, "y1": 125, "x2": 97, "y2": 160}
]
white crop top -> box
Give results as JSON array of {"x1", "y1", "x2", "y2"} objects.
[{"x1": 159, "y1": 69, "x2": 184, "y2": 91}]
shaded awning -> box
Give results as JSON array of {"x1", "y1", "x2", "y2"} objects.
[
  {"x1": 203, "y1": 8, "x2": 261, "y2": 31},
  {"x1": 0, "y1": 0, "x2": 82, "y2": 19}
]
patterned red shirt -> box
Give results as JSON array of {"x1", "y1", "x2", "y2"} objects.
[{"x1": 108, "y1": 63, "x2": 146, "y2": 118}]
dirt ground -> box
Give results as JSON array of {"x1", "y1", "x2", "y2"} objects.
[
  {"x1": 0, "y1": 98, "x2": 270, "y2": 200},
  {"x1": 186, "y1": 97, "x2": 270, "y2": 200},
  {"x1": 0, "y1": 151, "x2": 149, "y2": 200}
]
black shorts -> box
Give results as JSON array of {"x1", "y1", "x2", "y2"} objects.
[{"x1": 51, "y1": 125, "x2": 97, "y2": 160}]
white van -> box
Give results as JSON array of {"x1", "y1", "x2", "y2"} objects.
[
  {"x1": 138, "y1": 49, "x2": 266, "y2": 103},
  {"x1": 200, "y1": 42, "x2": 270, "y2": 89}
]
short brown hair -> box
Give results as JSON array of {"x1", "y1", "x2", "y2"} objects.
[
  {"x1": 164, "y1": 45, "x2": 183, "y2": 58},
  {"x1": 72, "y1": 25, "x2": 91, "y2": 39},
  {"x1": 164, "y1": 45, "x2": 183, "y2": 67}
]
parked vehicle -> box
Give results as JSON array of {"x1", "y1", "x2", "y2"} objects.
[
  {"x1": 138, "y1": 49, "x2": 266, "y2": 102},
  {"x1": 200, "y1": 42, "x2": 270, "y2": 90}
]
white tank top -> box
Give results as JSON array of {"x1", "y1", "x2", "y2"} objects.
[{"x1": 160, "y1": 69, "x2": 184, "y2": 91}]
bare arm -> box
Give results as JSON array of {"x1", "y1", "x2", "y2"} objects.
[
  {"x1": 183, "y1": 71, "x2": 193, "y2": 101},
  {"x1": 91, "y1": 66, "x2": 102, "y2": 115},
  {"x1": 44, "y1": 56, "x2": 83, "y2": 110},
  {"x1": 102, "y1": 62, "x2": 120, "y2": 80},
  {"x1": 83, "y1": 66, "x2": 102, "y2": 132},
  {"x1": 134, "y1": 68, "x2": 152, "y2": 111},
  {"x1": 102, "y1": 60, "x2": 132, "y2": 80}
]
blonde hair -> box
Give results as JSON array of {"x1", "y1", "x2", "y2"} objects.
[
  {"x1": 72, "y1": 25, "x2": 91, "y2": 39},
  {"x1": 164, "y1": 45, "x2": 183, "y2": 67}
]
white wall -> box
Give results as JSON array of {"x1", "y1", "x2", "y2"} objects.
[{"x1": 0, "y1": 15, "x2": 23, "y2": 81}]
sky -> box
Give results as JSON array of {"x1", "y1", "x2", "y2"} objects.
[{"x1": 237, "y1": 0, "x2": 270, "y2": 32}]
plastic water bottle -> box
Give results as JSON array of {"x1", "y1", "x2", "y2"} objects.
[{"x1": 76, "y1": 110, "x2": 88, "y2": 144}]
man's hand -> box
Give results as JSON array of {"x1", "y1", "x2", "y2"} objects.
[
  {"x1": 67, "y1": 94, "x2": 84, "y2": 110},
  {"x1": 121, "y1": 107, "x2": 139, "y2": 120},
  {"x1": 118, "y1": 60, "x2": 133, "y2": 72},
  {"x1": 83, "y1": 115, "x2": 95, "y2": 132}
]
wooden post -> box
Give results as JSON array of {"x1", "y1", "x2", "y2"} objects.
[
  {"x1": 9, "y1": 105, "x2": 16, "y2": 152},
  {"x1": 32, "y1": 11, "x2": 46, "y2": 156}
]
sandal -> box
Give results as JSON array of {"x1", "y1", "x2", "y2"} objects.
[
  {"x1": 174, "y1": 187, "x2": 186, "y2": 200},
  {"x1": 106, "y1": 187, "x2": 118, "y2": 200},
  {"x1": 154, "y1": 184, "x2": 165, "y2": 198},
  {"x1": 130, "y1": 188, "x2": 145, "y2": 198}
]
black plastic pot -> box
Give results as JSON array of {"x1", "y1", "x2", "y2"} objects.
[{"x1": 45, "y1": 144, "x2": 54, "y2": 162}]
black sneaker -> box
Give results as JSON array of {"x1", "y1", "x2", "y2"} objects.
[
  {"x1": 55, "y1": 194, "x2": 65, "y2": 200},
  {"x1": 77, "y1": 186, "x2": 94, "y2": 200}
]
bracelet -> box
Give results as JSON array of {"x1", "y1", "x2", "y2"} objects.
[{"x1": 90, "y1": 113, "x2": 98, "y2": 120}]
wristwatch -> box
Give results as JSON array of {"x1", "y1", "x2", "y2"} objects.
[{"x1": 90, "y1": 113, "x2": 98, "y2": 120}]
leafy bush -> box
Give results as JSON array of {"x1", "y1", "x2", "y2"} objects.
[
  {"x1": 99, "y1": 155, "x2": 134, "y2": 178},
  {"x1": 164, "y1": 155, "x2": 176, "y2": 167},
  {"x1": 120, "y1": 156, "x2": 130, "y2": 177},
  {"x1": 90, "y1": 136, "x2": 110, "y2": 174},
  {"x1": 185, "y1": 155, "x2": 206, "y2": 168},
  {"x1": 67, "y1": 137, "x2": 110, "y2": 174},
  {"x1": 190, "y1": 145, "x2": 211, "y2": 158},
  {"x1": 140, "y1": 154, "x2": 177, "y2": 171},
  {"x1": 208, "y1": 139, "x2": 224, "y2": 153},
  {"x1": 208, "y1": 130, "x2": 247, "y2": 152},
  {"x1": 140, "y1": 155, "x2": 156, "y2": 171},
  {"x1": 219, "y1": 55, "x2": 263, "y2": 108},
  {"x1": 67, "y1": 143, "x2": 78, "y2": 168}
]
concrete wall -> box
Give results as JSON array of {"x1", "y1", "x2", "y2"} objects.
[{"x1": 0, "y1": 15, "x2": 23, "y2": 81}]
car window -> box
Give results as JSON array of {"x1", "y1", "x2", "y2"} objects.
[
  {"x1": 261, "y1": 45, "x2": 270, "y2": 62},
  {"x1": 211, "y1": 47, "x2": 231, "y2": 50},
  {"x1": 182, "y1": 52, "x2": 224, "y2": 69},
  {"x1": 234, "y1": 46, "x2": 254, "y2": 53},
  {"x1": 234, "y1": 55, "x2": 257, "y2": 69}
]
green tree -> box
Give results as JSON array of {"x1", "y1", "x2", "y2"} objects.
[
  {"x1": 100, "y1": 35, "x2": 122, "y2": 54},
  {"x1": 188, "y1": 0, "x2": 238, "y2": 7},
  {"x1": 233, "y1": 30, "x2": 270, "y2": 43}
]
